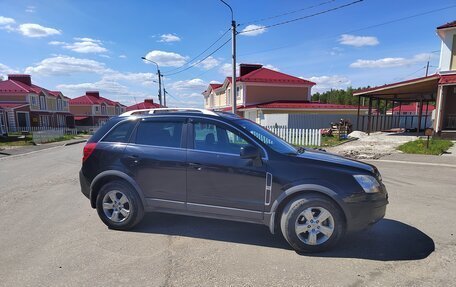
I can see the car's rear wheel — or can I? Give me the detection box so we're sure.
[280,194,345,253]
[96,180,144,230]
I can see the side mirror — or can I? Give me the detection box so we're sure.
[240,145,260,159]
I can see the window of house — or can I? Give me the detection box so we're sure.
[193,121,249,155]
[451,34,456,70]
[236,86,241,99]
[95,106,100,112]
[39,96,46,110]
[135,120,183,148]
[102,120,137,143]
[30,96,38,106]
[101,104,107,115]
[57,98,62,111]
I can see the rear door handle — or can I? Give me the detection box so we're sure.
[126,155,141,165]
[188,162,202,171]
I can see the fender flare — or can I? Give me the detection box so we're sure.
[267,184,349,234]
[89,170,146,208]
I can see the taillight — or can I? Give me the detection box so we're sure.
[83,142,97,163]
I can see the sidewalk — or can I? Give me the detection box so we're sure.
[376,152,456,167]
[0,137,87,158]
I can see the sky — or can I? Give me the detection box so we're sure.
[0,0,455,107]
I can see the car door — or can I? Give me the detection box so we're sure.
[123,117,187,209]
[186,118,267,220]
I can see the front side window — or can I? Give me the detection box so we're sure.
[236,119,298,155]
[102,120,136,143]
[193,121,250,154]
[135,120,183,148]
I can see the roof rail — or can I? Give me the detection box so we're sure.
[120,108,218,117]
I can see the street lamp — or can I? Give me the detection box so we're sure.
[219,0,237,114]
[141,56,164,107]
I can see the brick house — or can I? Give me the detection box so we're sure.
[0,74,73,134]
[69,91,126,126]
[203,64,367,125]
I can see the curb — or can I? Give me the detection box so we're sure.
[64,139,87,146]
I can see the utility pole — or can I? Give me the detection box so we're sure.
[141,57,163,106]
[425,61,429,77]
[219,0,237,114]
[231,19,237,114]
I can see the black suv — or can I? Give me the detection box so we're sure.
[79,109,388,252]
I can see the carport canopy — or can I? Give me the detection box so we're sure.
[352,74,440,134]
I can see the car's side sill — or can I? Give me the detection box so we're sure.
[144,198,267,226]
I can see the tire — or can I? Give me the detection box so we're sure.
[280,194,345,253]
[96,180,144,230]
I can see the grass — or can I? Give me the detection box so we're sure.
[320,136,350,147]
[397,139,454,155]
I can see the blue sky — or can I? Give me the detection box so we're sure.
[0,0,455,107]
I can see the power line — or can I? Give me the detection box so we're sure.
[163,28,231,74]
[163,38,231,76]
[239,0,337,26]
[238,4,456,57]
[238,0,364,35]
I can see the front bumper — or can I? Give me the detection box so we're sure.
[79,169,90,199]
[344,187,388,232]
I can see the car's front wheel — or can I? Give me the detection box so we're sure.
[280,194,345,253]
[96,180,144,230]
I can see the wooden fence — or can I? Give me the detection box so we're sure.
[12,127,78,144]
[264,126,322,146]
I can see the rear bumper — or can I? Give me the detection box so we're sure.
[344,191,388,232]
[79,169,90,199]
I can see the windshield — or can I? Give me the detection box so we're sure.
[236,119,298,155]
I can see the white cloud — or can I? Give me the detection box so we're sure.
[103,71,155,87]
[218,63,239,77]
[264,64,280,71]
[350,53,432,68]
[62,37,107,53]
[171,78,207,91]
[158,33,181,42]
[119,54,127,58]
[99,54,111,58]
[25,6,36,13]
[144,50,187,67]
[308,75,352,93]
[18,23,61,37]
[57,79,130,96]
[240,24,267,36]
[196,56,220,70]
[0,63,19,79]
[0,16,15,25]
[25,55,107,75]
[339,34,379,47]
[48,41,66,45]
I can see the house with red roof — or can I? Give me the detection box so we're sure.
[203,64,367,125]
[69,91,126,126]
[126,99,160,111]
[0,74,73,134]
[386,102,435,116]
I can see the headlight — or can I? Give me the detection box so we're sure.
[353,175,381,193]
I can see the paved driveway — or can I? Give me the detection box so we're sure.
[0,144,454,286]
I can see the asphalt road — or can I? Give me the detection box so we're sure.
[0,144,455,286]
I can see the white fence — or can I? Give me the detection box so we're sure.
[265,126,322,146]
[14,127,78,144]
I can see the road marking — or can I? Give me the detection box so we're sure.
[366,159,456,168]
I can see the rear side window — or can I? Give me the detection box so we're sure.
[102,120,136,143]
[135,120,183,148]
